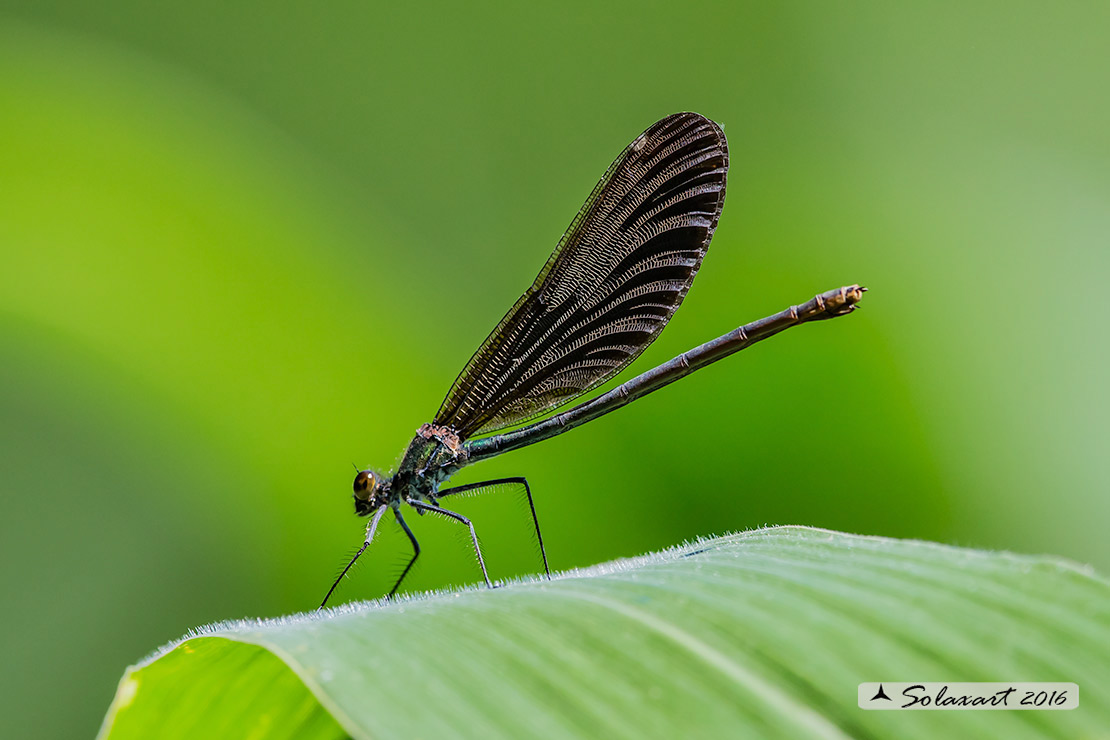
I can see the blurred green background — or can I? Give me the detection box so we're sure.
[1,2,1108,737]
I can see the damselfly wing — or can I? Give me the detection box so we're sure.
[436,112,727,437]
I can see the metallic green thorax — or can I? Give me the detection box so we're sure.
[393,423,469,502]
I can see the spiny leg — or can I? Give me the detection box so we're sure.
[319,505,389,609]
[406,498,493,588]
[436,477,550,579]
[388,508,421,598]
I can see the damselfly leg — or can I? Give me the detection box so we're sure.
[389,509,421,598]
[436,477,550,579]
[406,499,493,589]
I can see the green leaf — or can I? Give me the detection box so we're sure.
[98,527,1109,739]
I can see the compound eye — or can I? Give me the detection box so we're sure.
[353,470,376,501]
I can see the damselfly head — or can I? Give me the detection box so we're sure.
[353,469,384,515]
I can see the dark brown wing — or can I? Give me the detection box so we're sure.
[435,112,728,438]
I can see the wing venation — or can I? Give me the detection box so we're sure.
[434,112,729,437]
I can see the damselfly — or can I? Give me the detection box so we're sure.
[320,112,864,607]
